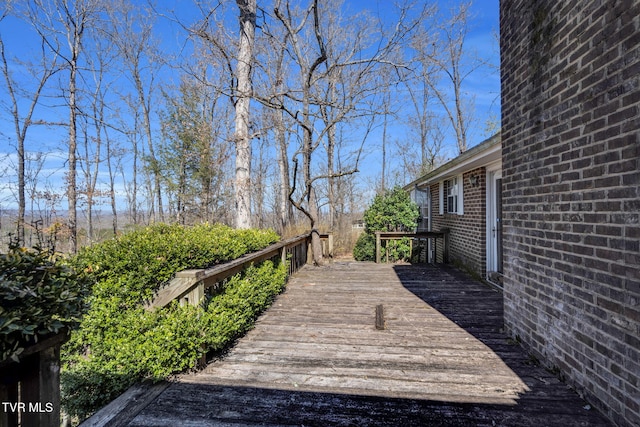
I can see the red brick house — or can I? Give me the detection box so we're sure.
[405,133,502,285]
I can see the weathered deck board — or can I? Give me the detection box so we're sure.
[101,262,611,426]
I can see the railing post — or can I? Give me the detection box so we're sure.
[0,381,18,426]
[184,282,205,306]
[280,246,287,273]
[375,231,381,263]
[21,344,61,427]
[442,228,450,263]
[0,332,67,427]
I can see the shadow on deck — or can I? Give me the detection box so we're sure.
[83,262,611,427]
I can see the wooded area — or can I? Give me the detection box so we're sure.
[0,0,498,256]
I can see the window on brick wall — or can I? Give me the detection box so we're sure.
[443,176,463,215]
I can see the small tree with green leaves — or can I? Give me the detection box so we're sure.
[353,186,419,262]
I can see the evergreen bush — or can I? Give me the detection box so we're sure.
[61,223,285,420]
[353,187,419,262]
[0,243,90,363]
[353,232,375,261]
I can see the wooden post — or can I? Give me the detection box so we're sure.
[0,332,68,427]
[21,345,61,427]
[327,233,334,258]
[375,304,385,330]
[442,228,450,263]
[184,282,205,307]
[0,381,18,427]
[375,232,381,263]
[280,246,287,270]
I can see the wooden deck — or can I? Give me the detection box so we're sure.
[87,262,611,426]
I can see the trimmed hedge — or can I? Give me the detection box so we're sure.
[61,224,285,420]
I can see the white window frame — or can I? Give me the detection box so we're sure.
[444,176,464,215]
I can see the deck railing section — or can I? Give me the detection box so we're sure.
[374,230,449,264]
[0,331,68,427]
[146,232,332,309]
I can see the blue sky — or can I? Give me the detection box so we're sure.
[0,0,500,213]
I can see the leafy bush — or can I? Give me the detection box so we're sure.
[363,186,419,233]
[61,224,285,420]
[353,233,375,261]
[0,244,89,363]
[353,187,419,262]
[69,223,279,307]
[385,237,412,261]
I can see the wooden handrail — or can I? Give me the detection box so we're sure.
[146,232,333,309]
[374,230,449,264]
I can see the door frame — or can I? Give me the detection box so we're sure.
[486,165,503,277]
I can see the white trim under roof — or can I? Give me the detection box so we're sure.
[404,133,501,190]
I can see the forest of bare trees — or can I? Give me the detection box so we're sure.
[0,0,497,259]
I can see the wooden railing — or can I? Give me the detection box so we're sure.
[146,232,333,309]
[374,230,449,264]
[0,331,68,427]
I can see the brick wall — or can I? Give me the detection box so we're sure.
[430,167,487,276]
[501,0,640,425]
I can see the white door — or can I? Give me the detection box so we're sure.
[487,170,503,275]
[412,187,432,262]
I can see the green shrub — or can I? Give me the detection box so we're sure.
[353,233,375,261]
[386,237,412,262]
[0,244,90,363]
[363,186,419,232]
[354,187,419,262]
[61,224,285,420]
[70,223,279,306]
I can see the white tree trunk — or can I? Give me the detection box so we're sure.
[234,0,256,229]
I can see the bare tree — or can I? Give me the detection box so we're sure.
[419,1,481,154]
[23,152,47,246]
[0,6,59,244]
[401,63,446,178]
[185,0,256,229]
[104,127,120,235]
[108,0,165,223]
[78,35,115,243]
[233,0,257,229]
[258,18,293,233]
[267,0,426,264]
[26,0,106,252]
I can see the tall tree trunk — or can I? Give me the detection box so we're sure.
[381,109,387,193]
[137,75,163,222]
[275,110,291,233]
[106,131,118,236]
[17,134,25,244]
[131,117,139,224]
[272,32,291,234]
[324,73,337,229]
[327,123,336,228]
[234,0,256,229]
[303,87,323,265]
[68,50,78,253]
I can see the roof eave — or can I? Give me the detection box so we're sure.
[404,133,501,191]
